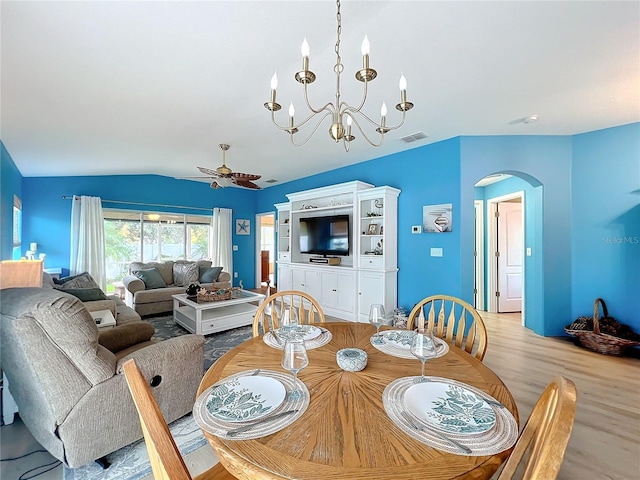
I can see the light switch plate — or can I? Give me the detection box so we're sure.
[526,247,532,256]
[412,225,422,234]
[232,245,239,251]
[234,272,238,278]
[430,247,443,257]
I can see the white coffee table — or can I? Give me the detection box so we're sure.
[172,290,265,335]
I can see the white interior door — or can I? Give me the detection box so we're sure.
[497,201,523,312]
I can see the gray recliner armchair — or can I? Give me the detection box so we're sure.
[0,287,205,468]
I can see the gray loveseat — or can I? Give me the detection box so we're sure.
[122,260,231,317]
[0,287,204,468]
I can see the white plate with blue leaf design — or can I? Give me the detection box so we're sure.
[206,376,286,423]
[381,330,416,349]
[276,325,321,342]
[404,381,497,434]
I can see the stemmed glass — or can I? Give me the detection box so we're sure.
[369,304,386,344]
[281,335,309,400]
[280,304,299,336]
[410,331,437,383]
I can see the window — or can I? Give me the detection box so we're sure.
[104,209,211,291]
[13,195,22,259]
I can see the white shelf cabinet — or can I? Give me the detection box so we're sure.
[357,186,400,272]
[275,202,291,263]
[275,181,400,322]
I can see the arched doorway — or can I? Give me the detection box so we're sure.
[472,172,543,330]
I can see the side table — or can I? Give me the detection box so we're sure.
[90,309,116,329]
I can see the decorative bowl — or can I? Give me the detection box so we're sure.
[336,348,368,372]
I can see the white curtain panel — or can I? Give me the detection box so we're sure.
[70,195,106,290]
[211,207,233,276]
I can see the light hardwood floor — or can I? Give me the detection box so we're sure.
[481,312,639,480]
[1,312,638,479]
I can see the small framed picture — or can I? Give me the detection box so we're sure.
[367,223,378,235]
[236,219,250,235]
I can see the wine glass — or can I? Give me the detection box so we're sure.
[369,304,386,344]
[281,335,309,400]
[280,304,299,336]
[410,331,437,383]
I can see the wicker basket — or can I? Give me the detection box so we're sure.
[197,288,232,303]
[565,298,640,356]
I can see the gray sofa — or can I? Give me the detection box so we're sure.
[42,271,141,324]
[122,260,232,317]
[0,287,204,468]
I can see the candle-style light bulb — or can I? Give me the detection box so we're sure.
[301,38,310,57]
[361,35,370,55]
[270,72,278,90]
[301,38,310,71]
[380,102,387,129]
[399,74,407,91]
[346,115,352,126]
[399,73,408,105]
[289,102,295,129]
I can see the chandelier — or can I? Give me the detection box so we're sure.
[264,0,414,151]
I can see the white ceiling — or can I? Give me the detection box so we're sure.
[2,1,639,188]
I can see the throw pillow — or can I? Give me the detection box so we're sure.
[199,266,223,283]
[134,268,167,289]
[62,287,108,302]
[54,272,99,289]
[173,261,199,287]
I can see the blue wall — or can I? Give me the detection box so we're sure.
[0,142,23,260]
[20,175,258,287]
[257,138,463,312]
[571,123,640,329]
[3,122,639,335]
[460,136,571,335]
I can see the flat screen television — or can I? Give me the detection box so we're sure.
[299,214,350,256]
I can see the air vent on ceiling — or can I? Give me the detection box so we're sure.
[399,131,428,143]
[265,179,278,184]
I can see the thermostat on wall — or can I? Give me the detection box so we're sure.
[411,225,422,234]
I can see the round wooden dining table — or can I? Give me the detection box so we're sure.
[196,322,519,480]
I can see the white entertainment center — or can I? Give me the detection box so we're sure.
[275,181,400,322]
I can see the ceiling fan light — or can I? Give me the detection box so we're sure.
[216,177,233,187]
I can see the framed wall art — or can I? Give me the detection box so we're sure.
[236,219,250,235]
[423,203,453,233]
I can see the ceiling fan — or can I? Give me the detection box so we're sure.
[185,144,262,190]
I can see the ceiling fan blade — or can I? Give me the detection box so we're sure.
[177,175,215,179]
[231,172,262,181]
[198,166,221,177]
[233,178,262,189]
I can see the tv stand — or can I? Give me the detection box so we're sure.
[309,257,341,265]
[275,181,400,322]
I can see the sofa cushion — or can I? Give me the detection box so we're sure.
[53,272,99,289]
[199,266,223,283]
[130,261,174,286]
[173,261,199,287]
[62,287,109,302]
[134,268,167,289]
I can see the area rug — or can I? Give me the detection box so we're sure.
[63,316,252,480]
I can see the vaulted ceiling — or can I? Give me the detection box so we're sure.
[2,1,638,188]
